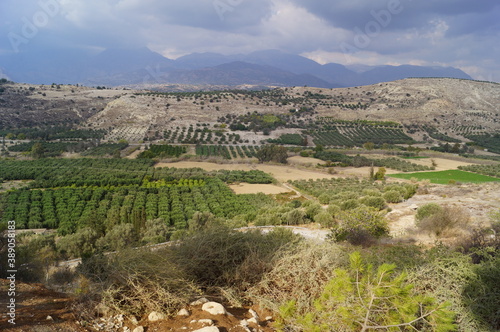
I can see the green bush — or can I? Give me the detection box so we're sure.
[360,196,387,210]
[383,190,404,203]
[313,211,336,228]
[96,223,137,252]
[285,209,307,225]
[415,203,443,222]
[326,204,341,218]
[305,202,322,219]
[340,199,360,211]
[361,189,382,197]
[329,206,390,246]
[318,193,331,204]
[57,227,99,259]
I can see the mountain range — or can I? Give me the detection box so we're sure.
[0,47,472,88]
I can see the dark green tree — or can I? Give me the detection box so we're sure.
[256,144,288,164]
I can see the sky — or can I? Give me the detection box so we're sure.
[0,0,499,81]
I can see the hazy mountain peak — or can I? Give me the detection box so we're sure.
[0,47,472,87]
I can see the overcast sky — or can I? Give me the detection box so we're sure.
[1,0,499,81]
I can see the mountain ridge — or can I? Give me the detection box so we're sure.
[0,47,473,88]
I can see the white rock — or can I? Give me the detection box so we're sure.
[190,297,210,306]
[123,327,130,332]
[202,302,227,316]
[148,311,166,322]
[177,308,190,316]
[240,319,249,327]
[248,309,259,320]
[46,315,54,321]
[197,319,214,325]
[265,316,273,321]
[247,317,259,325]
[132,327,144,332]
[129,316,139,325]
[192,327,219,332]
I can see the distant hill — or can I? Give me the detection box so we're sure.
[163,61,336,88]
[0,47,473,87]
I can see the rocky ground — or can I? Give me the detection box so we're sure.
[0,280,275,332]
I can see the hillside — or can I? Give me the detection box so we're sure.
[2,77,500,332]
[0,82,123,129]
[81,78,500,143]
[1,78,499,146]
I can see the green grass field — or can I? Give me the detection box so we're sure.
[389,169,500,184]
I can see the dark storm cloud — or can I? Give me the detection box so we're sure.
[0,0,498,81]
[287,0,500,32]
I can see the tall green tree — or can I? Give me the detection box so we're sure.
[31,142,45,159]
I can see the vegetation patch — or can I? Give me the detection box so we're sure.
[314,150,433,172]
[389,170,500,184]
[138,144,187,159]
[466,134,500,154]
[458,164,500,178]
[267,134,306,146]
[81,142,129,157]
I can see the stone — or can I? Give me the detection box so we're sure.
[248,309,259,320]
[265,316,273,321]
[197,319,214,325]
[192,327,219,332]
[129,316,139,325]
[148,311,166,322]
[46,315,54,321]
[132,326,144,332]
[202,302,227,316]
[247,317,259,325]
[177,308,190,316]
[190,297,210,306]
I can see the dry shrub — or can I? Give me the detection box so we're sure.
[247,242,348,315]
[167,226,301,290]
[78,248,200,317]
[416,205,471,237]
[454,226,500,263]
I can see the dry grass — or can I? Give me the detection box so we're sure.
[416,205,472,238]
[247,242,347,315]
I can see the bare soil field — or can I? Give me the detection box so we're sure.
[337,166,401,177]
[404,157,476,171]
[229,183,292,195]
[287,155,326,166]
[155,161,336,182]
